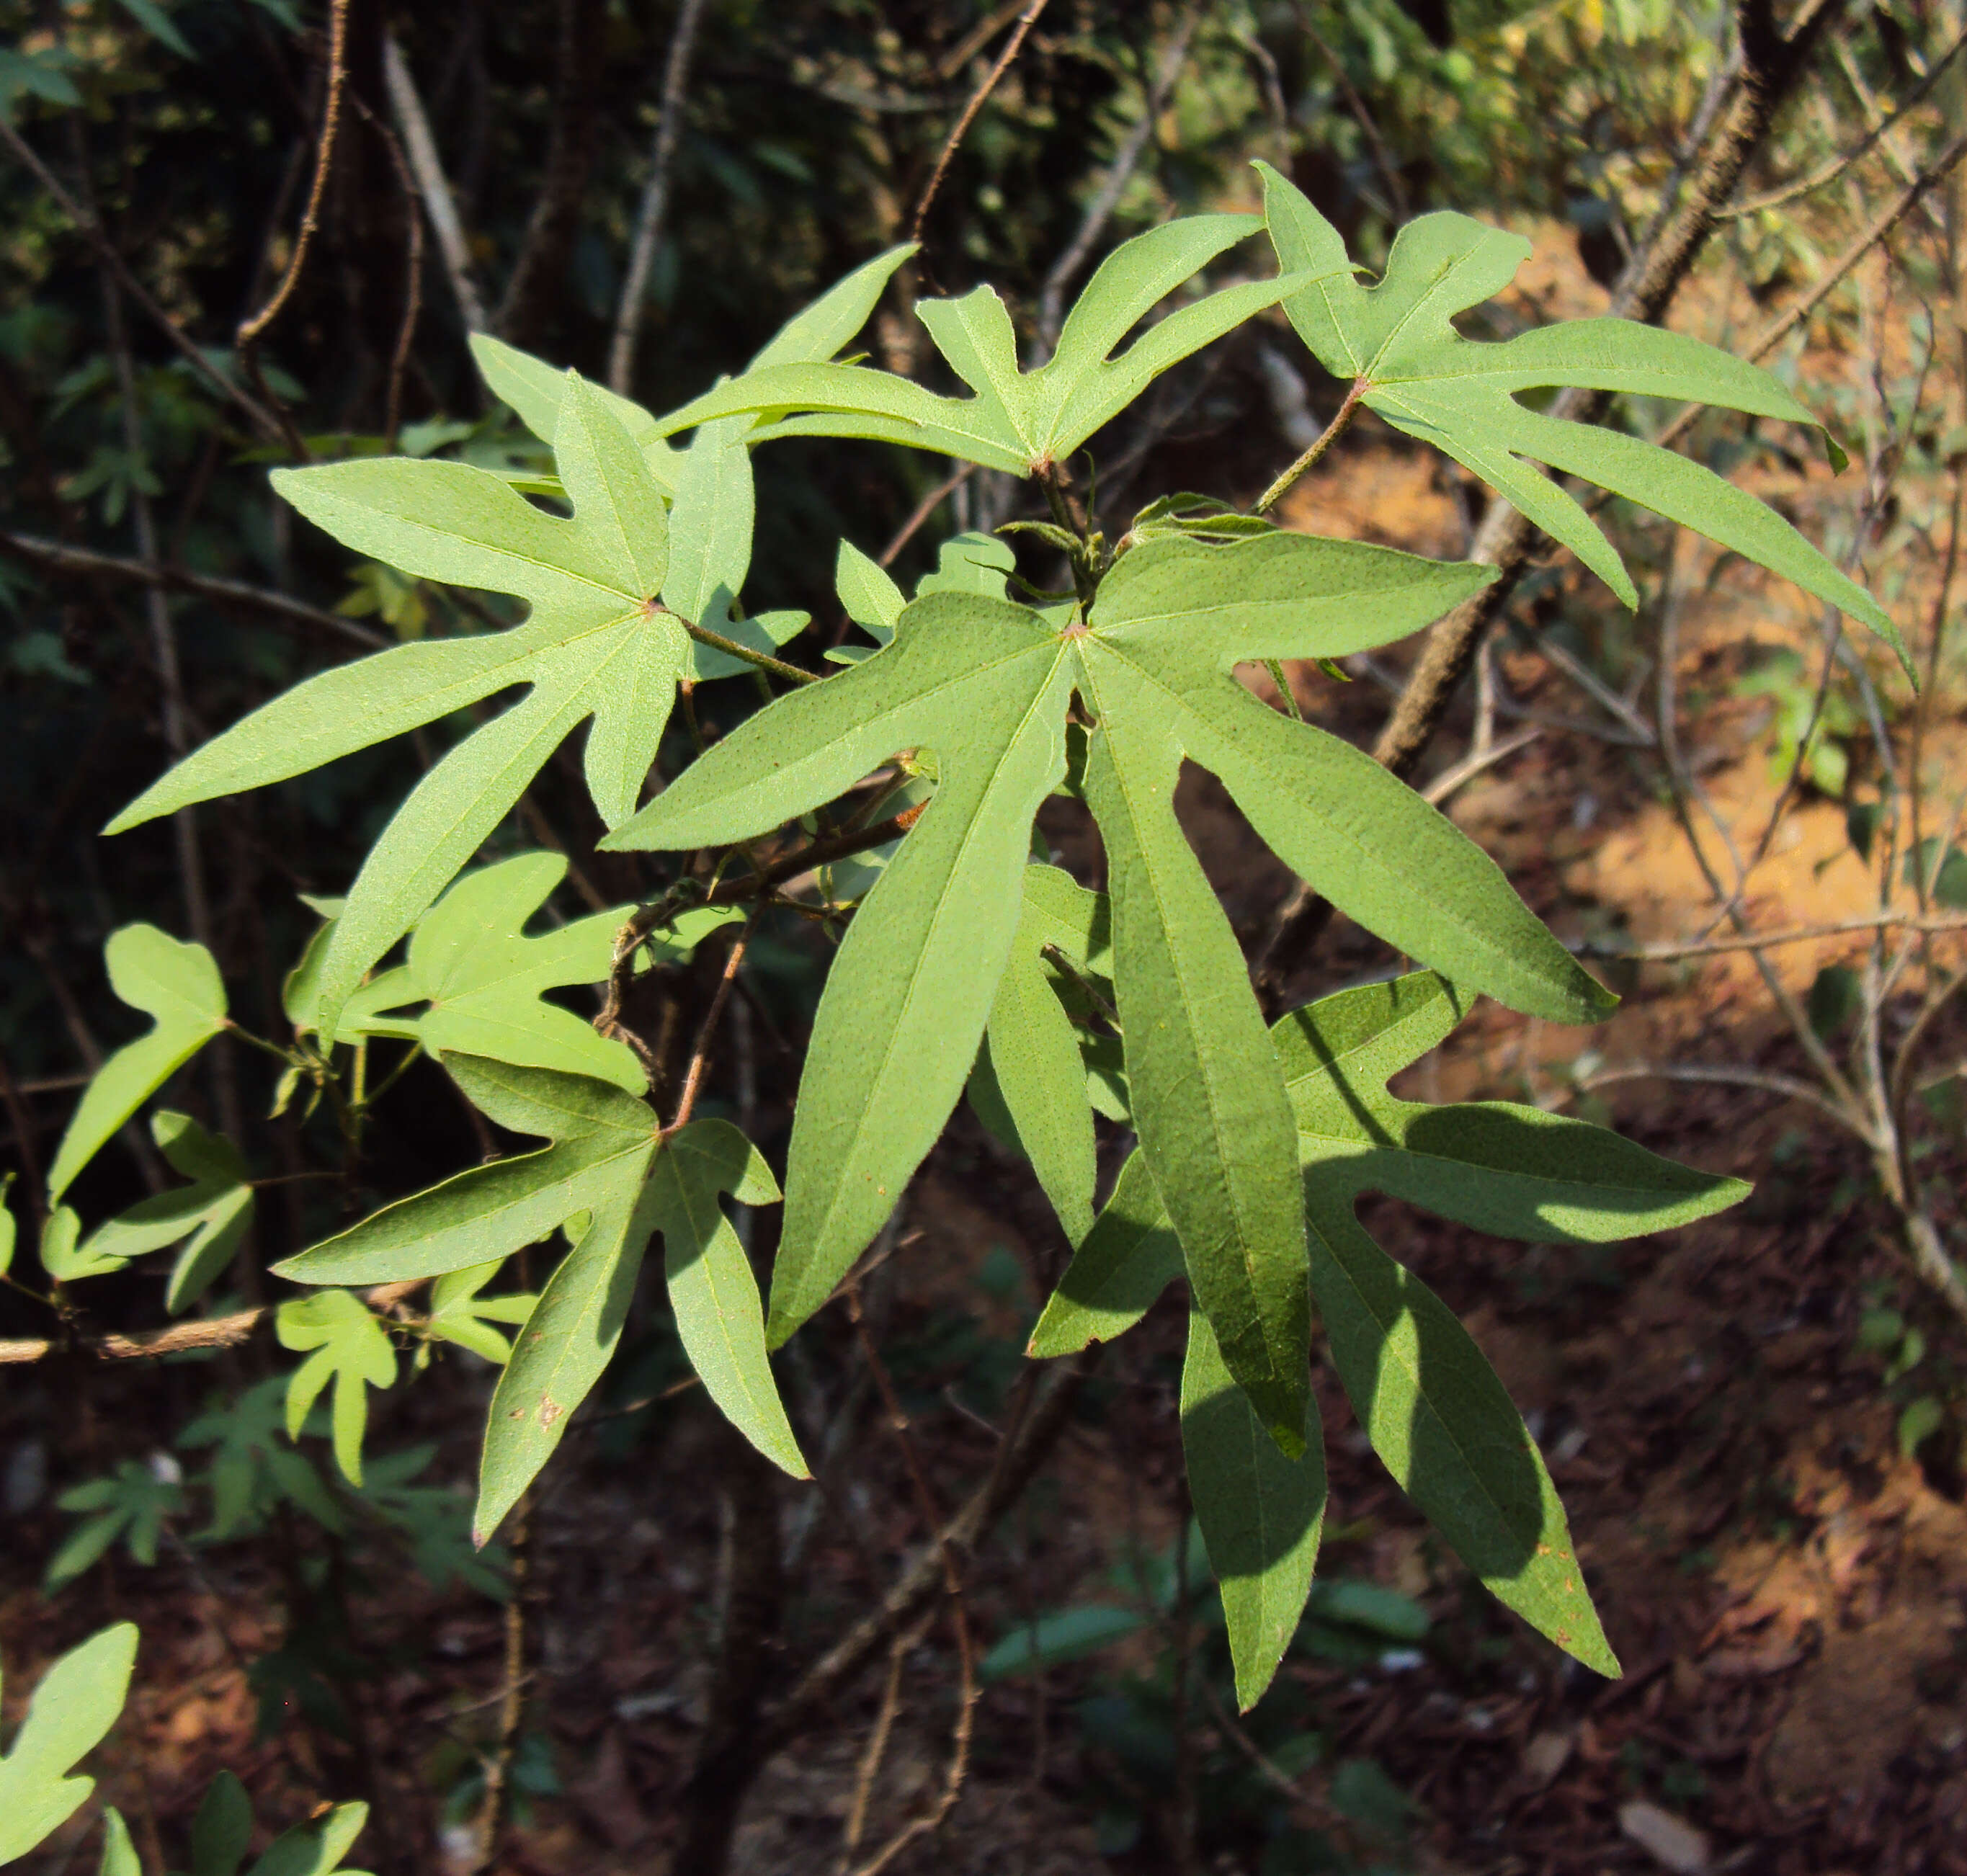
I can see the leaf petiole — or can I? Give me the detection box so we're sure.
[1254,377,1365,514]
[677,616,819,687]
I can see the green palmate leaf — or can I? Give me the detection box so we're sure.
[43,1204,125,1283]
[1257,163,1911,679]
[1182,1306,1326,1710]
[79,1111,254,1313]
[604,531,1606,1433]
[331,850,737,1090]
[177,1377,344,1542]
[107,374,685,1037]
[276,1291,398,1486]
[650,217,1323,472]
[646,1119,808,1480]
[47,1459,186,1586]
[1027,1150,1182,1357]
[275,1057,801,1539]
[46,924,228,1201]
[0,1622,138,1865]
[833,538,904,650]
[424,1261,539,1364]
[1035,970,1747,1679]
[605,593,1075,1343]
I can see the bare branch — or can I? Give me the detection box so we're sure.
[911,0,1051,246]
[0,527,389,651]
[609,0,712,394]
[383,32,489,332]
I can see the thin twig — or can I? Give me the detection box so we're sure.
[910,0,1051,245]
[1718,24,1967,218]
[0,528,386,649]
[1577,1062,1869,1138]
[844,1283,979,1876]
[880,463,976,568]
[609,0,712,393]
[667,918,754,1134]
[469,1493,532,1872]
[237,0,352,453]
[346,94,425,449]
[1577,910,1967,961]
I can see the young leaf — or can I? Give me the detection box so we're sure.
[425,1261,539,1364]
[646,1118,808,1478]
[834,538,904,651]
[108,374,686,1036]
[1182,1307,1326,1710]
[1027,1150,1183,1357]
[45,924,228,1201]
[79,1111,254,1314]
[331,851,736,1090]
[0,1622,138,1865]
[277,1291,398,1486]
[650,217,1323,472]
[45,1460,187,1587]
[41,1204,128,1283]
[603,532,1602,1412]
[1257,162,1910,678]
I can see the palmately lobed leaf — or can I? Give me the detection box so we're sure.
[1032,969,1749,1685]
[1256,161,1912,681]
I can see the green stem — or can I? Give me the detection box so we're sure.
[1254,378,1365,514]
[679,617,819,687]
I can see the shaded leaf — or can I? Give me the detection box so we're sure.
[332,851,735,1089]
[1181,1306,1325,1710]
[425,1261,539,1364]
[45,924,228,1201]
[189,1769,254,1876]
[79,1111,253,1313]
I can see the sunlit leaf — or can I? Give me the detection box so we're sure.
[1258,161,1910,679]
[0,1622,138,1864]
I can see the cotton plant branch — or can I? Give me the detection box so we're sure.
[383,32,489,333]
[608,0,712,394]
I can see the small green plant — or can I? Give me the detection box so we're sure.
[27,176,1904,1722]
